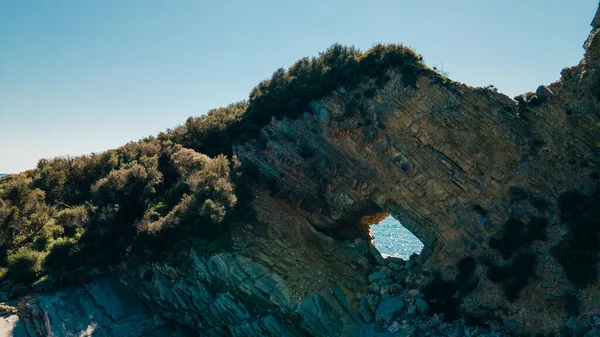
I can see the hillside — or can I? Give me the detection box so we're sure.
[0,44,425,298]
[2,4,600,336]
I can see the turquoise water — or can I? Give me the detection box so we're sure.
[370,215,423,260]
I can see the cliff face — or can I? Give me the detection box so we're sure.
[12,5,600,336]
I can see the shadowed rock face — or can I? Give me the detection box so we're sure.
[15,5,600,337]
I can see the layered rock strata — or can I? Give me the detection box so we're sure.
[12,4,600,336]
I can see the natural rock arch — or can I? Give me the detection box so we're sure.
[16,5,600,336]
[226,5,600,332]
[237,71,540,264]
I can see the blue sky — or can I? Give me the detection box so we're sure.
[0,1,597,173]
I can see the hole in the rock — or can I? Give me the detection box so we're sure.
[370,215,424,260]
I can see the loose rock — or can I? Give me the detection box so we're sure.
[585,329,600,337]
[369,283,381,294]
[416,298,429,316]
[368,271,386,283]
[535,85,554,103]
[370,247,386,265]
[565,317,586,337]
[375,297,404,325]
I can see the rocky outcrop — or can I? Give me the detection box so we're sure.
[18,276,186,337]
[13,4,600,336]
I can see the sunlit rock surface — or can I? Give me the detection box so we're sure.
[13,5,600,336]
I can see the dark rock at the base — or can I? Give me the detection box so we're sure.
[366,294,381,312]
[369,282,382,294]
[387,262,404,272]
[20,276,180,337]
[416,298,429,316]
[370,247,386,266]
[358,323,393,337]
[440,324,465,337]
[369,271,386,283]
[375,297,404,325]
[359,297,375,323]
[585,329,600,337]
[564,317,587,337]
[503,320,521,334]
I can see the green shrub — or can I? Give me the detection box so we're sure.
[0,302,16,314]
[472,205,488,216]
[5,248,44,285]
[489,218,525,260]
[486,252,537,302]
[1,280,13,293]
[423,273,460,321]
[456,256,480,297]
[43,238,81,272]
[31,275,57,293]
[55,206,88,229]
[10,283,28,298]
[530,196,550,212]
[487,263,509,283]
[504,252,537,301]
[524,217,548,243]
[32,220,64,250]
[551,189,600,287]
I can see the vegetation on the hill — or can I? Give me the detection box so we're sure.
[0,140,240,296]
[422,257,480,322]
[551,188,600,288]
[168,43,425,157]
[484,188,548,302]
[0,43,426,297]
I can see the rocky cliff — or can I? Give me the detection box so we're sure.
[7,4,600,337]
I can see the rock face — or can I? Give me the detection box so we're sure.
[12,4,600,336]
[18,276,184,337]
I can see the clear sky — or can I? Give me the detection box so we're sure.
[1,1,598,173]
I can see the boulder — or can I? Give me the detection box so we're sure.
[387,262,404,272]
[359,297,375,323]
[504,320,521,334]
[415,298,429,316]
[407,289,421,297]
[370,247,386,265]
[365,294,381,312]
[585,329,600,337]
[535,85,554,103]
[431,313,444,325]
[369,283,381,294]
[380,284,398,296]
[387,321,401,333]
[368,271,386,283]
[375,297,404,324]
[440,324,465,337]
[564,317,586,337]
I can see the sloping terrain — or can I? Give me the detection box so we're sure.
[2,4,600,336]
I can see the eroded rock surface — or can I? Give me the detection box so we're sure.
[18,276,185,337]
[13,5,600,336]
